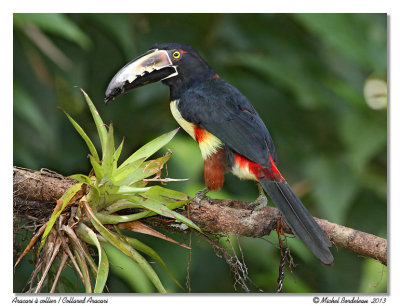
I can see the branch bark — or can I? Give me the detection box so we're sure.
[13,166,387,266]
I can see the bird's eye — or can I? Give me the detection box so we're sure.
[172,50,181,59]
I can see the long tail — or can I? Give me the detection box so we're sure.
[259,178,333,265]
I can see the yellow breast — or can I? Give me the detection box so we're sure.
[170,100,196,139]
[170,100,223,160]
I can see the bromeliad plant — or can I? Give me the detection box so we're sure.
[15,89,201,293]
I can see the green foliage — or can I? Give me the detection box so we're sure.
[63,91,196,292]
[17,90,196,293]
[100,242,154,293]
[39,182,84,250]
[83,201,167,293]
[13,13,387,293]
[76,223,109,293]
[14,13,91,49]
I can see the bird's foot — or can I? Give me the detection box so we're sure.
[248,194,268,211]
[193,187,211,204]
[249,182,269,211]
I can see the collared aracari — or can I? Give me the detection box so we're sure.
[104,43,334,265]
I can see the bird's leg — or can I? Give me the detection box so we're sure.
[248,182,268,210]
[193,187,211,204]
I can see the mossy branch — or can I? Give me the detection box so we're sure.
[13,166,387,266]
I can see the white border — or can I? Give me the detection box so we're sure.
[4,1,398,305]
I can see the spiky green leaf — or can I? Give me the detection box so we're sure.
[40,183,83,250]
[89,155,104,181]
[143,186,189,204]
[119,154,171,186]
[79,88,107,152]
[116,186,151,194]
[112,158,145,186]
[134,197,201,232]
[100,242,153,293]
[70,174,92,185]
[77,223,109,293]
[61,108,100,163]
[83,202,167,293]
[113,138,124,168]
[119,128,179,168]
[125,237,183,289]
[95,199,190,225]
[102,123,115,179]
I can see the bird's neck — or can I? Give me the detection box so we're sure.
[164,69,216,100]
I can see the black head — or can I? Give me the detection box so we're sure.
[105,42,215,103]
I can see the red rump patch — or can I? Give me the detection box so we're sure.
[209,73,220,80]
[194,126,207,143]
[234,153,284,181]
[268,155,283,181]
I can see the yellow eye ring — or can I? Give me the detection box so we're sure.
[172,51,181,59]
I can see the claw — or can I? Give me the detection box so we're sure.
[193,187,210,204]
[248,194,268,211]
[249,182,268,211]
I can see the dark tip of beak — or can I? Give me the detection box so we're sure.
[104,88,121,104]
[104,96,113,104]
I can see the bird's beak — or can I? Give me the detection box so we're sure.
[104,49,177,103]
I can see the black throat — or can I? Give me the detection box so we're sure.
[162,66,216,101]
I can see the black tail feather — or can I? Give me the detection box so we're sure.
[259,179,333,265]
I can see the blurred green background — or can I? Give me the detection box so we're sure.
[13,13,387,293]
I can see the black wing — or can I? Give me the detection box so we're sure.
[179,78,277,167]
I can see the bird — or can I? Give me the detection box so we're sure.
[104,42,334,265]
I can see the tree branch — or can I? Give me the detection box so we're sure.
[13,166,387,266]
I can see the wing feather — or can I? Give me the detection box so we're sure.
[179,78,277,167]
